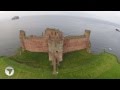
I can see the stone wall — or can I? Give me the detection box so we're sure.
[63,30,91,53]
[20,29,91,54]
[23,37,48,52]
[63,36,89,53]
[20,30,48,52]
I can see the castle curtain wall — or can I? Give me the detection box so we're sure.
[63,37,89,53]
[23,37,48,52]
[20,29,90,59]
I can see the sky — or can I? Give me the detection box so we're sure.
[0,11,120,24]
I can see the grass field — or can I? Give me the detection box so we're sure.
[0,49,119,79]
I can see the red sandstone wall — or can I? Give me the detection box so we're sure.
[23,37,48,52]
[21,31,90,53]
[63,37,89,53]
[22,36,89,53]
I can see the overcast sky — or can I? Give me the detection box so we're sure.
[0,11,120,24]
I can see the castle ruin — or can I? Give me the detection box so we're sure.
[20,28,91,74]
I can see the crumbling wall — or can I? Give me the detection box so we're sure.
[20,30,48,52]
[63,30,91,53]
[23,37,48,52]
[20,29,91,54]
[63,37,89,53]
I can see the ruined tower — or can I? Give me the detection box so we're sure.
[46,28,64,74]
[84,30,91,53]
[84,30,91,38]
[20,30,26,51]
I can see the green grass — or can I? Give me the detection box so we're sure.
[0,49,119,79]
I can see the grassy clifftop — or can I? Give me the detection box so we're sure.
[0,49,119,79]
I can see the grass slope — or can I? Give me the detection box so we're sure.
[0,49,119,79]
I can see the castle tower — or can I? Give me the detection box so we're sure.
[48,39,64,74]
[47,29,64,61]
[20,30,26,51]
[84,30,91,38]
[84,30,91,53]
[44,28,63,40]
[47,28,64,74]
